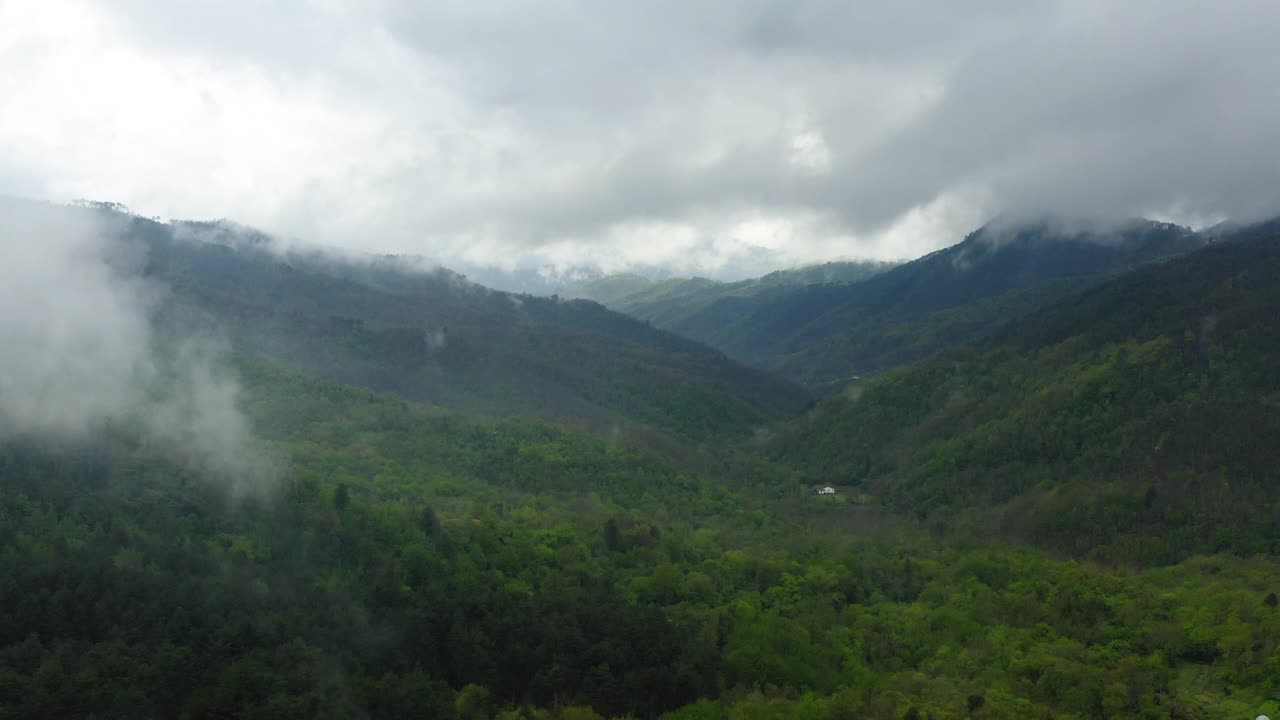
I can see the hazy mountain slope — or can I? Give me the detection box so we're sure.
[569,260,897,331]
[773,224,1280,564]
[631,219,1206,389]
[153,224,811,439]
[770,275,1098,391]
[561,272,657,305]
[1,200,811,440]
[5,199,1280,719]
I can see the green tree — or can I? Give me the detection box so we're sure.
[456,683,493,720]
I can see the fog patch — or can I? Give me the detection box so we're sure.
[0,199,276,496]
[170,218,279,252]
[946,215,1195,272]
[424,328,447,351]
[977,215,1191,248]
[1198,314,1218,358]
[976,215,1109,248]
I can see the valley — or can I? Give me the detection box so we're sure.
[1,201,1279,720]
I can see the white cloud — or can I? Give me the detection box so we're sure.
[2,0,1279,277]
[0,199,276,495]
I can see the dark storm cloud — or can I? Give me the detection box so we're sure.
[817,0,1280,228]
[366,0,1280,242]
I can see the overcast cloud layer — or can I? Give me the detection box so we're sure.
[2,0,1279,276]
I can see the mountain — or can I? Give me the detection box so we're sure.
[773,220,1280,564]
[5,345,1279,720]
[2,199,811,441]
[567,259,899,334]
[443,261,610,296]
[613,218,1207,390]
[5,197,1280,719]
[450,236,792,296]
[163,224,814,440]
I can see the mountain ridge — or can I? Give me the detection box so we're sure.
[772,221,1280,564]
[589,217,1210,389]
[0,197,813,442]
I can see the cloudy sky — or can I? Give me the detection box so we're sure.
[2,1,1279,277]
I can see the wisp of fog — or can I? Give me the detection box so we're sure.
[0,200,275,496]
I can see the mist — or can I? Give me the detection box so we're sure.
[0,199,276,496]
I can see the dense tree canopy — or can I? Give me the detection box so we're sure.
[775,231,1280,565]
[3,356,1280,719]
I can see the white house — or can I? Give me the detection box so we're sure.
[817,486,836,495]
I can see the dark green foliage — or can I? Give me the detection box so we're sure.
[4,356,1280,719]
[0,361,771,719]
[603,518,624,553]
[614,219,1204,390]
[332,482,350,515]
[775,228,1280,564]
[4,200,1280,720]
[96,206,810,441]
[569,260,898,332]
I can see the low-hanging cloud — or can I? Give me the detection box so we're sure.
[2,1,1279,275]
[0,200,276,496]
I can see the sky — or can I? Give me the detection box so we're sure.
[2,0,1279,278]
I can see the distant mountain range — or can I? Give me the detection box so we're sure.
[561,259,900,324]
[448,236,788,295]
[576,217,1210,391]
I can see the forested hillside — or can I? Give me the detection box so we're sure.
[774,224,1280,564]
[609,219,1205,390]
[565,260,898,328]
[4,200,1280,720]
[8,1,1280,717]
[14,200,812,441]
[4,357,1279,720]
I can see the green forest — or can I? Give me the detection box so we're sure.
[2,202,1279,719]
[596,220,1205,390]
[774,233,1280,565]
[5,358,1279,720]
